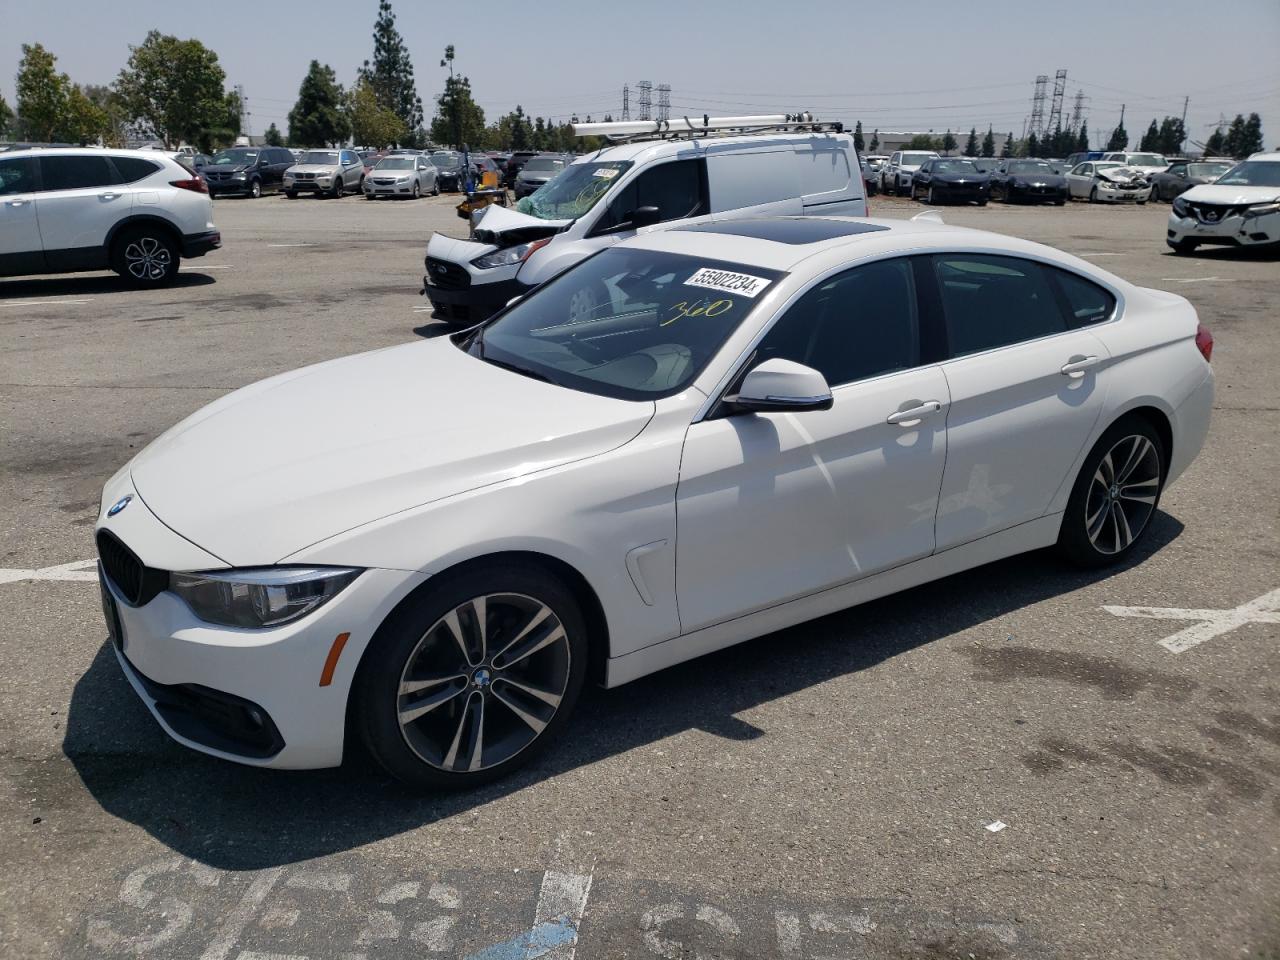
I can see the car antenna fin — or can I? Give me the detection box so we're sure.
[911,210,944,224]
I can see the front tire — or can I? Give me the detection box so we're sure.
[1089,186,1099,203]
[248,179,262,199]
[112,227,180,287]
[1169,239,1199,254]
[353,563,588,789]
[928,186,937,205]
[331,178,344,199]
[412,181,421,199]
[1057,416,1165,568]
[285,190,298,199]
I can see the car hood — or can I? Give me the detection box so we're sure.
[935,173,991,184]
[1009,173,1064,185]
[207,164,251,174]
[288,164,339,175]
[129,338,654,566]
[471,204,572,246]
[1097,166,1149,184]
[1179,183,1280,204]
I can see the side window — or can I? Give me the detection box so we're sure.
[597,159,705,231]
[111,157,161,183]
[0,157,39,195]
[753,258,920,388]
[1051,268,1116,328]
[39,155,120,191]
[1169,164,1186,176]
[341,151,357,166]
[933,255,1065,357]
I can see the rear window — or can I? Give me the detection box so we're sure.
[523,158,566,173]
[1051,268,1116,328]
[112,156,161,183]
[40,154,121,191]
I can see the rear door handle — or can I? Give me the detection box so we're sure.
[1060,355,1100,378]
[886,400,942,427]
[5,199,28,207]
[99,192,120,201]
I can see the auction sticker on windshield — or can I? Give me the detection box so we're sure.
[685,268,771,298]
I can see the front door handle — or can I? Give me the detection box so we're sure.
[99,192,120,201]
[6,199,28,207]
[1060,355,1100,378]
[886,400,942,427]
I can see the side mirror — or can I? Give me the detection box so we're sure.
[729,358,833,414]
[628,206,662,229]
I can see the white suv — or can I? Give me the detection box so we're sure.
[1167,152,1280,254]
[879,151,940,196]
[0,148,220,286]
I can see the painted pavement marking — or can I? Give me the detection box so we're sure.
[199,868,286,960]
[462,870,593,960]
[0,559,98,585]
[0,298,94,306]
[1157,276,1234,284]
[1104,587,1280,653]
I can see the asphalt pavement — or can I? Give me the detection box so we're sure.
[0,189,1276,960]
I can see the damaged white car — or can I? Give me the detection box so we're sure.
[421,118,868,325]
[1065,161,1152,204]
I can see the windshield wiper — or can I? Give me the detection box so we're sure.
[476,339,557,385]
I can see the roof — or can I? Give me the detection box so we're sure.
[0,146,185,160]
[624,215,1120,282]
[577,130,853,165]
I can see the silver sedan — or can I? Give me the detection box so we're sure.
[363,156,439,200]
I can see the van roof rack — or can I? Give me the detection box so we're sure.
[572,113,844,144]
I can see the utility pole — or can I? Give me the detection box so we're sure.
[621,84,630,122]
[440,45,460,151]
[1179,95,1189,153]
[235,84,249,139]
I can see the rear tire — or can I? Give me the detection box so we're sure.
[353,562,589,790]
[112,227,180,288]
[1057,415,1166,568]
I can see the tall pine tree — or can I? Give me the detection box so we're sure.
[1077,121,1089,152]
[964,127,978,157]
[853,120,864,152]
[1139,119,1159,151]
[981,126,995,158]
[288,61,349,146]
[1000,132,1013,158]
[360,1,423,145]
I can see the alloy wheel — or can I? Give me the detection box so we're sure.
[1084,434,1161,555]
[124,236,172,282]
[396,593,571,773]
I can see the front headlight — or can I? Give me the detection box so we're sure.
[232,172,247,180]
[169,567,361,628]
[471,237,551,270]
[397,176,411,183]
[1172,196,1189,216]
[1243,201,1280,218]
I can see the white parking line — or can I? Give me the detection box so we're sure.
[0,559,97,585]
[267,243,314,248]
[0,298,94,306]
[1158,276,1233,284]
[1073,252,1123,257]
[1103,587,1280,653]
[197,264,234,270]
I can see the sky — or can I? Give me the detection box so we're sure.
[3,0,1278,151]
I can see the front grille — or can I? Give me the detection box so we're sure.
[425,257,470,291]
[1187,202,1246,223]
[372,178,397,185]
[97,530,167,606]
[294,172,316,181]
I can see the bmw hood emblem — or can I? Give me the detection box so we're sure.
[107,495,132,517]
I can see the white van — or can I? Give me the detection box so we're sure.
[423,123,867,324]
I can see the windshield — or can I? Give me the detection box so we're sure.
[1009,161,1054,174]
[523,157,566,173]
[934,160,978,174]
[376,158,414,170]
[1188,162,1232,179]
[514,160,634,220]
[302,151,340,165]
[210,149,258,165]
[901,152,934,165]
[1095,162,1125,172]
[432,152,461,170]
[1126,154,1166,166]
[1216,160,1280,187]
[472,247,785,400]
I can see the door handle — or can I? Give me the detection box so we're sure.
[886,400,942,427]
[99,192,120,201]
[1060,355,1100,378]
[6,199,28,207]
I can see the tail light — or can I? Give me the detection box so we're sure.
[1195,322,1214,362]
[170,177,208,194]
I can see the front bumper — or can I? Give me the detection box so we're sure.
[437,174,462,192]
[181,230,221,258]
[365,180,416,196]
[1007,183,1066,202]
[285,179,333,193]
[206,179,253,195]
[933,183,991,202]
[422,272,529,324]
[1167,210,1280,248]
[100,552,421,769]
[1094,183,1151,203]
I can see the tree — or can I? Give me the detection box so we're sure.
[115,31,239,150]
[907,133,937,150]
[1240,113,1263,157]
[0,94,12,138]
[83,84,129,146]
[346,75,405,148]
[981,126,995,158]
[1139,118,1159,151]
[853,120,864,152]
[1224,114,1247,158]
[1077,121,1089,152]
[360,1,423,138]
[1025,132,1039,158]
[263,122,284,146]
[59,85,110,145]
[1204,125,1227,157]
[15,44,70,142]
[1106,121,1128,152]
[430,73,485,148]
[1154,116,1185,156]
[964,127,978,157]
[869,128,879,152]
[940,129,957,155]
[1000,132,1013,158]
[288,61,350,147]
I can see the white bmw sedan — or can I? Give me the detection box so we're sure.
[96,217,1214,788]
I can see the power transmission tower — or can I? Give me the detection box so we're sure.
[1028,75,1048,140]
[1068,89,1085,134]
[621,84,630,122]
[637,81,652,121]
[657,84,671,122]
[1047,69,1067,136]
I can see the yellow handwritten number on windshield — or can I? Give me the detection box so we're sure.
[662,299,734,326]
